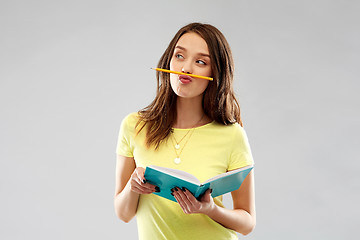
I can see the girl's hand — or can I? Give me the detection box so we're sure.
[172,187,215,215]
[129,167,159,194]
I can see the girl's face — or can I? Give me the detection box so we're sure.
[169,32,212,99]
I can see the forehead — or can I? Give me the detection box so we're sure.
[175,32,209,55]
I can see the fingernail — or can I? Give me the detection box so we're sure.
[210,189,213,193]
[175,187,179,191]
[142,179,147,184]
[171,193,174,196]
[182,187,186,192]
[171,188,174,193]
[155,186,160,192]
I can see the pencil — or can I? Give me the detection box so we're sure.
[151,68,213,81]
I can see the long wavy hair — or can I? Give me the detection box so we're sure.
[137,22,242,149]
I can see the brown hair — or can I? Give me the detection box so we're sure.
[137,22,242,149]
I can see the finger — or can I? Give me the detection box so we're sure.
[131,184,154,194]
[131,178,153,193]
[134,168,159,192]
[200,188,213,202]
[172,188,190,214]
[181,188,198,209]
[135,168,146,183]
[182,188,197,202]
[175,188,193,213]
[172,191,185,211]
[142,182,158,192]
[132,175,145,188]
[175,187,188,202]
[132,170,157,190]
[132,177,156,192]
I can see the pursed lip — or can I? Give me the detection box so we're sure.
[179,75,192,83]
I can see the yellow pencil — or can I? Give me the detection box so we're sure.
[151,68,213,81]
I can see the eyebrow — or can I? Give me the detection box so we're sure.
[175,46,211,58]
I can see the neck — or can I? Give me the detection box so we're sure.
[173,95,206,129]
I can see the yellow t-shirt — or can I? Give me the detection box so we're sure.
[116,113,254,240]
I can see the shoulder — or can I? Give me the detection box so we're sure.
[230,123,250,144]
[211,121,247,135]
[211,122,251,147]
[122,112,141,124]
[120,112,141,132]
[122,112,140,123]
[232,123,248,138]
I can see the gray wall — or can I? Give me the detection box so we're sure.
[1,0,359,239]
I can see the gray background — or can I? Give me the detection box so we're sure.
[1,0,359,239]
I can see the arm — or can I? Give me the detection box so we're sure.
[114,155,157,223]
[209,169,256,235]
[172,169,256,235]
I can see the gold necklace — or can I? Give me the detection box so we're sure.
[171,114,204,165]
[172,129,192,150]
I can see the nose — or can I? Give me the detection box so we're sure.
[181,61,192,74]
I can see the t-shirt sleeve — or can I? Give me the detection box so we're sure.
[116,113,136,157]
[228,124,254,171]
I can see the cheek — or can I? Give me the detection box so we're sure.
[198,80,210,92]
[196,66,212,79]
[169,59,178,87]
[170,74,179,92]
[204,67,212,77]
[169,59,178,71]
[169,59,174,70]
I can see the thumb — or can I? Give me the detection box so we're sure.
[201,188,213,202]
[135,167,146,182]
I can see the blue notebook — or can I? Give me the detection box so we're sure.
[144,165,254,202]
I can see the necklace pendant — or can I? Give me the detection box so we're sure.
[174,157,181,164]
[175,144,180,150]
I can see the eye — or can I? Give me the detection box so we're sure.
[175,54,184,59]
[196,60,206,65]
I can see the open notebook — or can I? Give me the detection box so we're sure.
[144,165,254,202]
